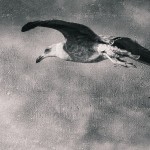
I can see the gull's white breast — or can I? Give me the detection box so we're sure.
[55,42,72,60]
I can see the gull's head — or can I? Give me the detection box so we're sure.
[36,44,56,63]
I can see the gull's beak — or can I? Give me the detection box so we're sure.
[36,55,44,63]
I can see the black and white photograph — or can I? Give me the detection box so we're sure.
[0,0,150,149]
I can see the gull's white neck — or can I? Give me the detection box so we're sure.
[54,42,72,60]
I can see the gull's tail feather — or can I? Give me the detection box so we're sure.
[128,54,140,60]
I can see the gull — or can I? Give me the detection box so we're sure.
[21,19,150,67]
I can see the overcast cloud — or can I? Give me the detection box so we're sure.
[0,0,150,150]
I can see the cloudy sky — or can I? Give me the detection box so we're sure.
[0,0,150,150]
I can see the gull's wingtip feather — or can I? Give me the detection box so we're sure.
[21,26,26,32]
[21,21,40,32]
[21,22,31,32]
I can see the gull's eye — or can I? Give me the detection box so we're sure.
[44,48,51,54]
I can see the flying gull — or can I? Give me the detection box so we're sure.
[21,19,150,67]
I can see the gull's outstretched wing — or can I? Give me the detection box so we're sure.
[21,20,106,61]
[22,20,103,42]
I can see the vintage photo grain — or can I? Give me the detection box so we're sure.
[0,0,150,150]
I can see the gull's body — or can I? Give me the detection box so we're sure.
[43,42,135,63]
[21,19,150,67]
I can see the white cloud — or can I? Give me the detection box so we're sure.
[124,4,150,27]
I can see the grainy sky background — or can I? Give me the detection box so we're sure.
[0,0,150,150]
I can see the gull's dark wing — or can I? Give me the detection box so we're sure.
[21,19,106,62]
[111,37,150,64]
[22,19,103,43]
